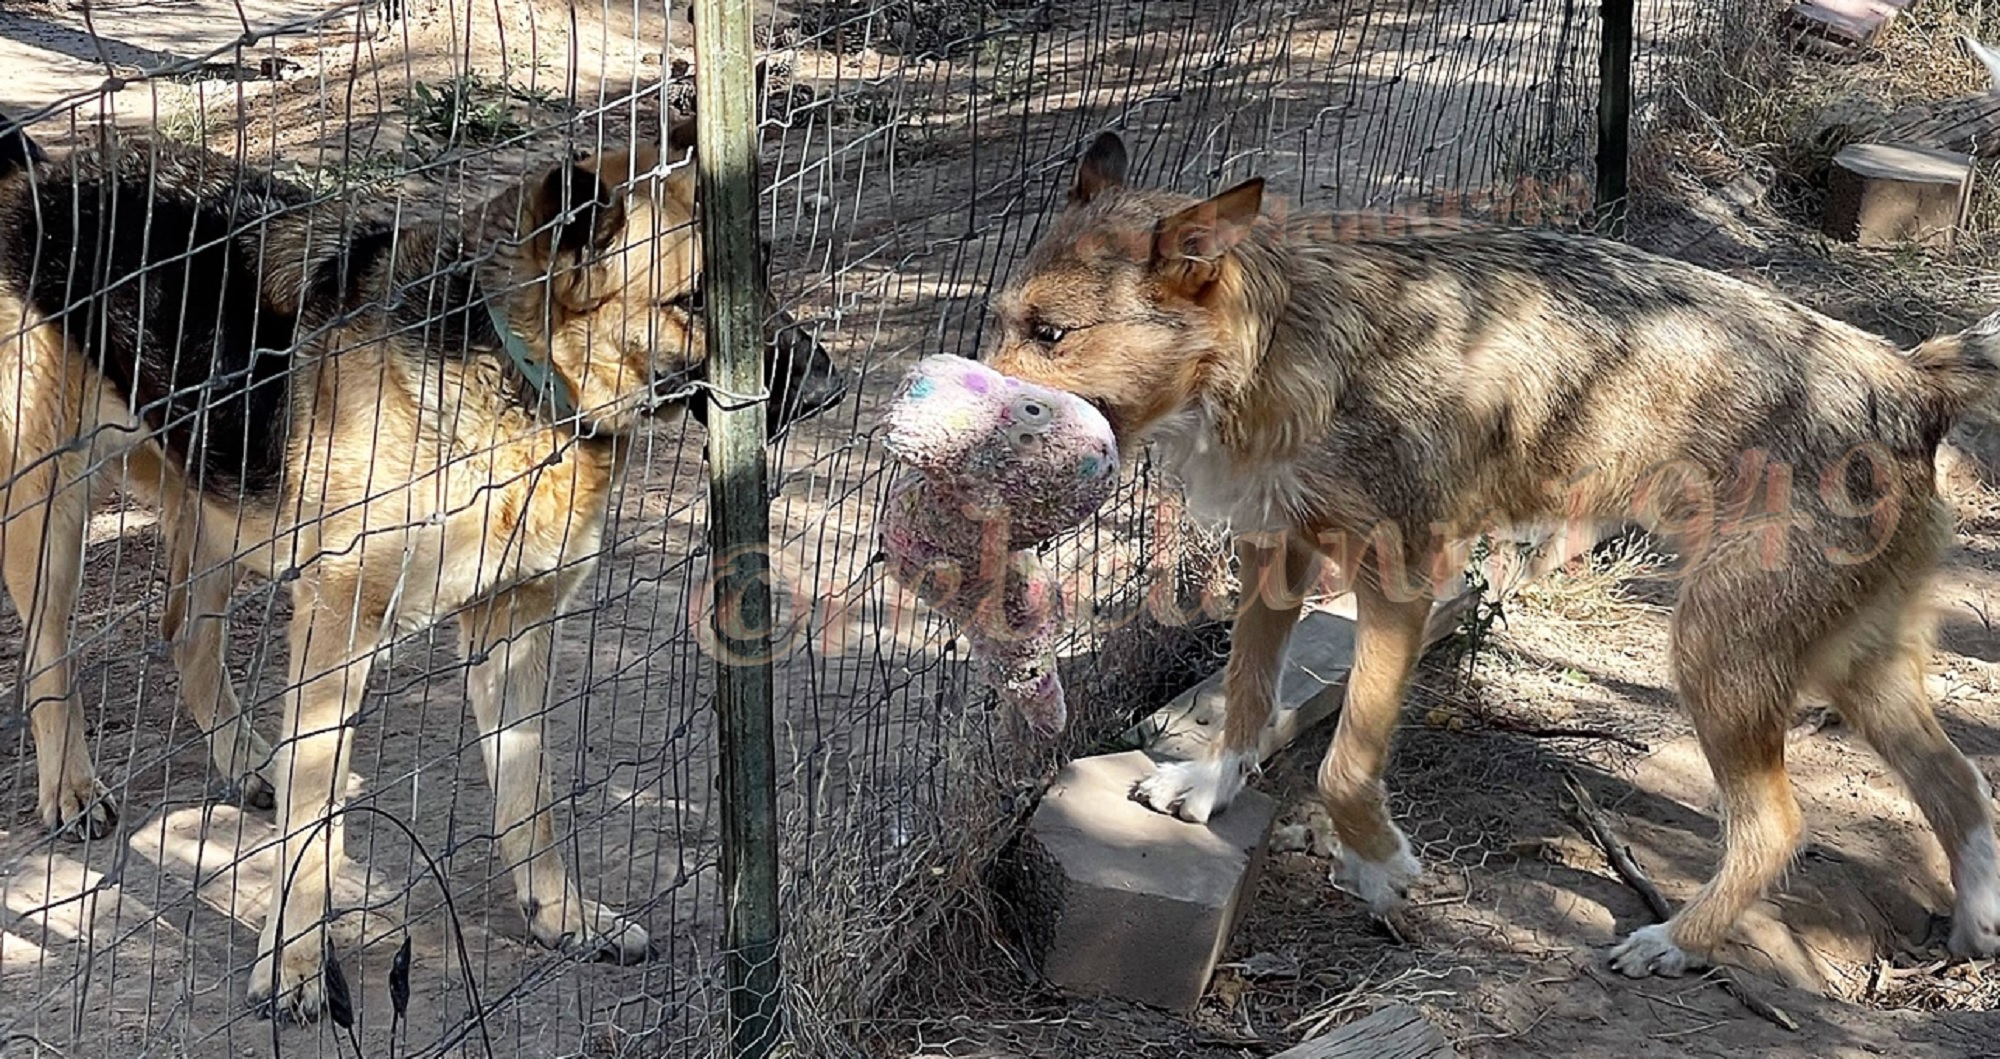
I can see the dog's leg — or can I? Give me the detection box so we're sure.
[1317,572,1432,915]
[248,581,377,1022]
[459,582,651,963]
[160,507,273,810]
[1835,632,1999,958]
[3,452,113,837]
[1134,534,1317,823]
[1611,562,1803,978]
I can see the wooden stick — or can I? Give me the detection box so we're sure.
[1481,718,1651,754]
[1561,771,1800,1033]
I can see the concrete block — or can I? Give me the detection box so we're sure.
[1000,750,1276,1011]
[1117,588,1479,765]
[1823,142,1974,248]
[1126,609,1357,764]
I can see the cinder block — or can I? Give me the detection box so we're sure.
[999,750,1276,1011]
[1823,142,1974,249]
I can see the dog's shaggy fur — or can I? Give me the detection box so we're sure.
[0,114,843,1020]
[987,131,2000,979]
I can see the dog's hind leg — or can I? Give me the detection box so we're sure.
[1133,533,1320,823]
[1317,570,1434,915]
[1612,549,1806,977]
[458,581,651,963]
[159,499,274,810]
[1826,587,2000,959]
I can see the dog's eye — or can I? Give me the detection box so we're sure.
[663,287,705,313]
[1030,321,1068,346]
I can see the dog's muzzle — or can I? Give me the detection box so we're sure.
[678,317,847,441]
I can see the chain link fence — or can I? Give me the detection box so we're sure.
[0,0,1634,1054]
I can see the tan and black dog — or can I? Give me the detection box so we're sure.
[0,112,843,1019]
[985,130,2000,981]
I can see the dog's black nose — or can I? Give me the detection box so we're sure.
[764,321,845,439]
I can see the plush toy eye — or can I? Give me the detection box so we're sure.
[1010,394,1053,428]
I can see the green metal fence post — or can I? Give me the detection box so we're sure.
[691,0,782,1054]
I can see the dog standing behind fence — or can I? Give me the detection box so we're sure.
[0,112,845,1020]
[985,129,2000,981]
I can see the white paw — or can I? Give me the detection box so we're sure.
[1130,753,1254,824]
[526,895,654,965]
[246,927,331,1023]
[1950,824,2000,958]
[1332,826,1422,915]
[1609,923,1696,978]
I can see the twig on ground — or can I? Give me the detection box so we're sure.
[1478,716,1651,753]
[1562,772,1670,920]
[1561,770,1801,1033]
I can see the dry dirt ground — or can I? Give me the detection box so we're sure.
[5,0,2000,1057]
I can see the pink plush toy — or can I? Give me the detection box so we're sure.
[879,354,1120,737]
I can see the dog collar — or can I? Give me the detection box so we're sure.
[485,300,581,423]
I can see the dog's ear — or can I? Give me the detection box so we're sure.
[1070,131,1128,205]
[1150,178,1263,294]
[534,160,627,309]
[538,160,625,261]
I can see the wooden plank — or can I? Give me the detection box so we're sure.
[1275,1004,1460,1059]
[1779,0,1897,50]
[1878,93,2000,158]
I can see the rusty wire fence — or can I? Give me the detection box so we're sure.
[0,0,1635,1054]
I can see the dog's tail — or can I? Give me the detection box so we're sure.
[0,109,46,179]
[1908,309,2000,419]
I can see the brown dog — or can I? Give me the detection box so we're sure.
[0,114,844,1019]
[985,130,2000,979]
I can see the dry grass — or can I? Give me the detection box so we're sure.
[1504,534,1673,629]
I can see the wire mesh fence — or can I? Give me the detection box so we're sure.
[0,0,1636,1054]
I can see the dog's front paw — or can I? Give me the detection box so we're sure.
[1950,827,2000,959]
[246,930,331,1024]
[526,895,653,966]
[1129,753,1252,824]
[1951,879,2000,959]
[1332,827,1422,916]
[1951,913,2000,960]
[1609,923,1699,978]
[41,774,116,840]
